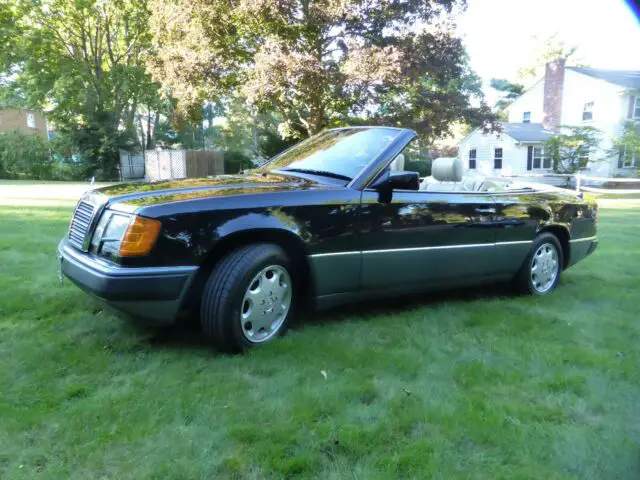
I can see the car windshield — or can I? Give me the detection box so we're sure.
[259,128,403,180]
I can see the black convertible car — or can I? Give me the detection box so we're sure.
[58,127,598,352]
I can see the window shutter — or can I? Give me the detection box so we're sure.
[527,146,533,170]
[628,96,636,119]
[618,149,624,169]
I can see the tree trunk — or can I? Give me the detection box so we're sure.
[308,104,325,136]
[149,111,160,149]
[146,108,153,149]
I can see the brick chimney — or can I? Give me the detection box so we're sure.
[542,58,565,130]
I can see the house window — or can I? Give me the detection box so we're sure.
[578,146,589,168]
[532,147,551,169]
[582,102,593,121]
[469,149,476,169]
[494,148,503,169]
[619,146,638,168]
[523,112,531,123]
[26,113,36,128]
[634,97,640,119]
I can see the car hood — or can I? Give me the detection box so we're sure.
[88,172,331,210]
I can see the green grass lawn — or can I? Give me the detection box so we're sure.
[1,204,639,479]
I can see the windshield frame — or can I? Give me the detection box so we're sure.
[259,127,416,189]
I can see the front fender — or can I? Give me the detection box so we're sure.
[215,210,307,242]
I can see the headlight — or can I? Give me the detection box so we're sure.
[90,211,161,258]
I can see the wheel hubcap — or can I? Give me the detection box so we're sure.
[240,265,292,343]
[530,243,559,293]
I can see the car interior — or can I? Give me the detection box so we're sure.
[387,154,523,193]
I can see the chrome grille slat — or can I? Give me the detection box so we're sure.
[68,200,97,250]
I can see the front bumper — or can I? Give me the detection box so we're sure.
[568,236,598,267]
[57,238,197,325]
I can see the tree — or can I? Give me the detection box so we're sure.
[490,78,525,111]
[4,0,162,179]
[147,0,497,141]
[0,131,52,179]
[544,126,602,174]
[516,33,580,83]
[611,121,640,172]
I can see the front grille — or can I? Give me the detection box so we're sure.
[68,200,96,250]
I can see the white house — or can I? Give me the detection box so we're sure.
[458,60,640,178]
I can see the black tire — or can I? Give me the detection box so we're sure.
[514,232,564,296]
[200,243,296,353]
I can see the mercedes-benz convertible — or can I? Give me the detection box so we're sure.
[58,127,598,352]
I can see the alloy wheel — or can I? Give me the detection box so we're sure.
[240,265,292,343]
[530,242,559,293]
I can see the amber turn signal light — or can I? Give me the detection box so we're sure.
[118,216,162,257]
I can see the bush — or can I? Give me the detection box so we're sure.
[0,131,52,179]
[406,159,431,177]
[49,161,90,181]
[224,150,254,174]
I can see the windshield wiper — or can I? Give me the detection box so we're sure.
[280,168,352,181]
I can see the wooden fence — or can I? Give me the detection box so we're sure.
[144,150,224,182]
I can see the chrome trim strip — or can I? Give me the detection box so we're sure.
[310,251,361,258]
[59,241,197,277]
[569,235,597,243]
[363,242,494,255]
[497,240,534,246]
[309,240,535,258]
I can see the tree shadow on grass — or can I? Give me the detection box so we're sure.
[298,282,513,328]
[128,282,514,353]
[127,319,212,353]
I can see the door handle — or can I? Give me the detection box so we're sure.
[475,207,496,214]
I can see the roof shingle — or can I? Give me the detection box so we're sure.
[499,122,555,142]
[567,67,640,89]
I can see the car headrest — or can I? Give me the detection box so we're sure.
[390,153,405,171]
[432,157,463,182]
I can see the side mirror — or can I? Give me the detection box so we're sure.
[371,170,420,191]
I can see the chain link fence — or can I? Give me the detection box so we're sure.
[119,149,225,182]
[119,150,145,180]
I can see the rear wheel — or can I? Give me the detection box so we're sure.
[515,233,563,295]
[200,244,295,353]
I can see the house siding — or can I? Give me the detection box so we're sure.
[507,80,544,124]
[503,68,639,178]
[0,108,48,139]
[457,129,538,176]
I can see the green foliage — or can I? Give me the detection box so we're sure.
[224,150,253,174]
[406,160,431,177]
[153,98,295,162]
[544,126,602,174]
[0,131,51,179]
[516,33,580,81]
[611,121,640,174]
[212,98,295,161]
[0,3,20,73]
[3,0,162,179]
[147,0,497,141]
[490,78,525,111]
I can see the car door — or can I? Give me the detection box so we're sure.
[488,189,554,276]
[358,187,501,291]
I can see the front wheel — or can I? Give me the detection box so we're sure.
[515,233,563,295]
[200,243,295,353]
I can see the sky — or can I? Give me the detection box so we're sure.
[455,0,640,103]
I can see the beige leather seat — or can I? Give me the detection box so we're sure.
[419,157,463,191]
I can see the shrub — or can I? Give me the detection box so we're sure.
[406,159,431,177]
[0,131,52,179]
[224,150,254,174]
